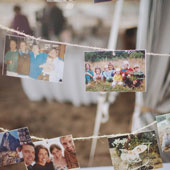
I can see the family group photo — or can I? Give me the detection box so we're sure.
[108,131,163,170]
[0,128,32,167]
[3,35,66,83]
[156,113,170,153]
[23,135,79,170]
[85,50,146,92]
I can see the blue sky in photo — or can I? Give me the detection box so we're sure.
[0,130,19,144]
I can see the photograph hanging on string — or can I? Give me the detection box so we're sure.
[108,131,163,170]
[32,135,79,170]
[2,35,66,83]
[85,50,146,92]
[0,127,32,168]
[156,113,170,152]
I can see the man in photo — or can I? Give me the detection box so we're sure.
[29,43,48,80]
[17,41,30,76]
[60,136,79,169]
[21,143,35,170]
[4,39,19,76]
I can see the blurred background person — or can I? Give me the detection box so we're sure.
[11,5,33,36]
[36,2,66,40]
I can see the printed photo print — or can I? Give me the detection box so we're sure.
[108,131,163,170]
[0,127,32,168]
[3,35,66,83]
[29,135,79,170]
[85,50,146,92]
[156,113,170,152]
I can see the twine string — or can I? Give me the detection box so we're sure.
[0,24,170,57]
[0,121,157,141]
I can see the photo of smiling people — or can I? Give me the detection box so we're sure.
[0,127,32,168]
[108,131,163,170]
[156,113,170,152]
[32,135,79,170]
[85,50,146,92]
[3,35,66,83]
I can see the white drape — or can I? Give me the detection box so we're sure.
[132,0,170,162]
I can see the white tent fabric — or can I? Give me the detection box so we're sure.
[131,0,170,162]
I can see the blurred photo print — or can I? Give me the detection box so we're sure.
[156,113,170,152]
[32,135,79,170]
[1,162,27,170]
[3,35,66,83]
[108,131,163,170]
[85,50,146,92]
[94,0,112,3]
[0,127,32,168]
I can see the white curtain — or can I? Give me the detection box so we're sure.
[132,0,170,162]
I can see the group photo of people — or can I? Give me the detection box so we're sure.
[22,135,79,170]
[85,50,146,92]
[3,35,66,83]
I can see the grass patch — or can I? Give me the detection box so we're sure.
[86,81,145,92]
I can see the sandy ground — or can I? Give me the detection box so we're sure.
[0,74,135,168]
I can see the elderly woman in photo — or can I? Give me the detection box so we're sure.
[50,144,68,170]
[33,145,54,170]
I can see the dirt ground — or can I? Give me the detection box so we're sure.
[0,74,135,168]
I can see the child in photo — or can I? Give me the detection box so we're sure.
[48,48,64,83]
[120,60,133,87]
[112,68,123,87]
[38,56,54,81]
[107,62,115,82]
[93,67,103,82]
[85,63,94,84]
[4,39,19,76]
[132,64,145,88]
[17,41,30,75]
[103,63,114,82]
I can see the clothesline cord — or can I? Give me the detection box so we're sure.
[0,121,157,141]
[0,24,170,57]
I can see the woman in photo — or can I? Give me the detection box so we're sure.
[33,145,54,170]
[50,144,68,170]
